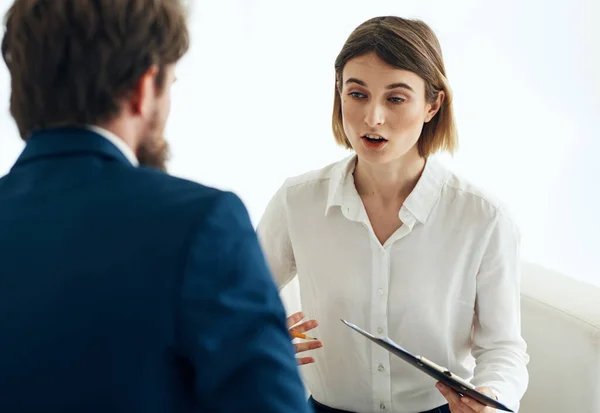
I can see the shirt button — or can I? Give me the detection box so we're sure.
[378,364,385,372]
[380,402,386,410]
[377,327,384,334]
[377,289,384,296]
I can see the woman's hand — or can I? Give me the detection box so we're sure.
[436,383,497,413]
[287,311,323,365]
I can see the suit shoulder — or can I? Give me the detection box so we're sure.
[126,167,225,202]
[122,168,249,224]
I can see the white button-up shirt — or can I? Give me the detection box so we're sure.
[257,155,529,413]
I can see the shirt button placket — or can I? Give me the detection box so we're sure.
[371,245,391,413]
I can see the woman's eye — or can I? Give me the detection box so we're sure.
[349,92,366,99]
[389,97,405,103]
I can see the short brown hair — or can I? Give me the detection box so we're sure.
[1,0,190,139]
[332,16,458,157]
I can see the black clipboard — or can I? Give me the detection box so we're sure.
[341,319,513,412]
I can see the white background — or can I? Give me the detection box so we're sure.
[1,0,598,287]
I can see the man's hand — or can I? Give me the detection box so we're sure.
[436,383,497,413]
[287,311,323,365]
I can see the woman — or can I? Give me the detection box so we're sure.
[257,16,529,413]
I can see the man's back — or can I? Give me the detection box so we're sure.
[0,128,310,412]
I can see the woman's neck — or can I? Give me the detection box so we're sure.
[353,149,425,205]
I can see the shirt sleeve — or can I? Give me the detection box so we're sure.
[471,209,530,409]
[256,181,297,290]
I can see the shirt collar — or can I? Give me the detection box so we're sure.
[325,154,449,224]
[84,125,139,166]
[325,154,359,217]
[402,157,449,223]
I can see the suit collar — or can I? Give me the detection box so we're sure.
[11,127,136,170]
[84,125,139,166]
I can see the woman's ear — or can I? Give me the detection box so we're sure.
[425,90,445,123]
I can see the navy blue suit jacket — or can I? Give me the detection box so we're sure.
[0,128,310,413]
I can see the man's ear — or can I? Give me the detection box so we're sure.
[424,90,445,123]
[129,65,160,116]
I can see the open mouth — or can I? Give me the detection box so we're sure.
[362,134,388,143]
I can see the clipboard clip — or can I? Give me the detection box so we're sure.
[418,356,477,391]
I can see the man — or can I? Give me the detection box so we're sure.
[0,1,310,412]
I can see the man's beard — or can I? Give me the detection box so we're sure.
[136,109,170,172]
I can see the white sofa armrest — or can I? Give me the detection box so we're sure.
[520,261,600,413]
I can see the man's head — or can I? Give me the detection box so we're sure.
[1,0,189,170]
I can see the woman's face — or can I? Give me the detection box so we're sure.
[340,52,442,164]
